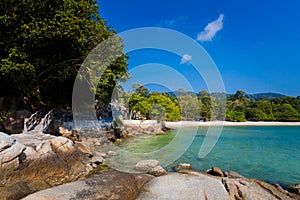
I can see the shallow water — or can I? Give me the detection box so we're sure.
[115,126,300,185]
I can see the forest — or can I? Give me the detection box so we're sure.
[125,85,300,122]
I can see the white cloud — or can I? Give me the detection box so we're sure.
[180,54,192,64]
[197,14,224,42]
[157,16,188,27]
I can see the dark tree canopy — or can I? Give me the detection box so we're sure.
[0,0,127,111]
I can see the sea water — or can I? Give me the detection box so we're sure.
[116,126,300,185]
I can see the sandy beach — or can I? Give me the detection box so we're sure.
[165,121,300,128]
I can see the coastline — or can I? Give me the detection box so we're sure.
[165,121,300,128]
[1,128,300,199]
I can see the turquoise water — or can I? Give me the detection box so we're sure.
[117,126,300,185]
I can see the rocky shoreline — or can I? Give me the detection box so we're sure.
[0,130,300,199]
[19,166,300,200]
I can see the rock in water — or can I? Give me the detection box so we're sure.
[174,163,192,171]
[107,150,118,156]
[134,160,159,171]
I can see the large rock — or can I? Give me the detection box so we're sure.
[0,132,92,199]
[221,166,298,200]
[136,171,230,200]
[22,171,153,200]
[137,169,299,200]
[134,160,167,177]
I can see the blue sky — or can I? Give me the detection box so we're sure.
[97,0,300,96]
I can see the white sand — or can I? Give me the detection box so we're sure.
[165,121,300,128]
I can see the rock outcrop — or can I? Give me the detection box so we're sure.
[222,177,297,200]
[203,166,299,200]
[22,171,153,200]
[0,132,93,199]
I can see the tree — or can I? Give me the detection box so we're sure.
[199,91,212,121]
[178,93,200,120]
[231,90,246,101]
[226,111,246,122]
[128,92,147,114]
[251,100,274,121]
[199,90,209,97]
[273,103,300,121]
[132,83,150,97]
[128,91,181,121]
[0,0,127,111]
[146,93,180,121]
[246,107,267,121]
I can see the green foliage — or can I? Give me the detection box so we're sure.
[198,92,212,121]
[226,111,246,122]
[273,103,300,121]
[128,91,181,121]
[0,0,127,111]
[197,90,227,121]
[245,107,267,121]
[126,88,300,122]
[230,90,246,101]
[177,90,200,120]
[147,93,180,121]
[227,91,300,122]
[246,100,274,121]
[132,83,150,97]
